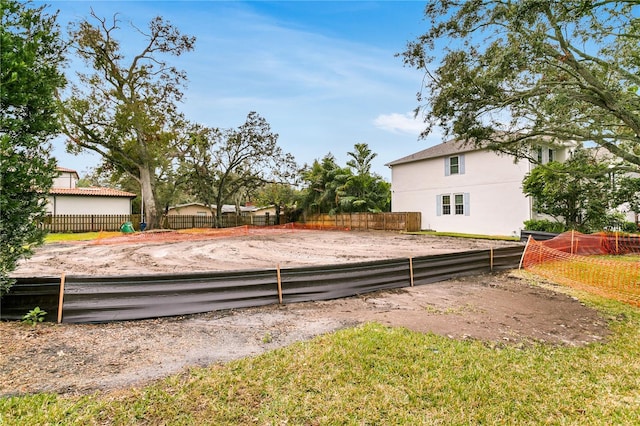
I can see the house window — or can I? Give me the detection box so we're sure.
[442,195,451,215]
[444,155,465,176]
[455,194,464,215]
[437,193,470,216]
[535,146,556,164]
[196,211,207,216]
[449,156,459,174]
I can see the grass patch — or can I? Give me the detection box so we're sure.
[406,231,521,242]
[597,254,640,262]
[43,232,122,243]
[2,286,639,424]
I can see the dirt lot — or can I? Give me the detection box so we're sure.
[11,229,521,276]
[1,230,610,397]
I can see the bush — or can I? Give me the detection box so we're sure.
[523,219,565,233]
[621,221,639,234]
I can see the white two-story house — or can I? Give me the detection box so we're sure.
[386,138,571,236]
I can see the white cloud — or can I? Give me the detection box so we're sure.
[373,112,425,135]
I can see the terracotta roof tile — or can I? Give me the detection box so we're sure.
[49,187,137,198]
[56,166,78,173]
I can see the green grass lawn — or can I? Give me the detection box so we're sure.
[43,232,122,243]
[2,284,639,425]
[406,231,521,242]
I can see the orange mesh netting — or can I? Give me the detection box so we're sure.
[87,222,351,246]
[521,231,640,307]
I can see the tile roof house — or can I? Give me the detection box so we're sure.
[386,137,573,236]
[166,202,259,216]
[47,167,136,215]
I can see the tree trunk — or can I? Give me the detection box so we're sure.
[215,197,224,228]
[139,167,158,230]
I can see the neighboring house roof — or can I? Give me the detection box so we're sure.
[169,202,259,214]
[386,133,577,167]
[49,187,137,198]
[386,138,478,167]
[56,167,80,179]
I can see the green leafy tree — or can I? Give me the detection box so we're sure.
[300,145,391,215]
[178,112,298,226]
[253,183,298,224]
[339,143,390,213]
[299,154,350,215]
[59,11,195,229]
[401,1,640,166]
[1,0,65,293]
[613,175,640,218]
[523,149,614,232]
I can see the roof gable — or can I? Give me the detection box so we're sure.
[386,137,480,167]
[56,167,80,179]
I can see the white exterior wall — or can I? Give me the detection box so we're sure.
[390,150,533,236]
[53,172,77,189]
[46,196,132,215]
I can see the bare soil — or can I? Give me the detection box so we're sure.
[1,231,610,397]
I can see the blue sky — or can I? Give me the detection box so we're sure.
[42,1,439,179]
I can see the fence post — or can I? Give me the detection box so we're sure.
[570,230,575,254]
[519,235,532,269]
[409,257,414,287]
[490,248,494,272]
[276,264,283,304]
[57,273,65,324]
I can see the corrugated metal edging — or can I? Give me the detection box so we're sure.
[491,246,525,270]
[0,277,61,321]
[520,230,559,242]
[280,258,411,303]
[61,270,278,323]
[412,250,491,285]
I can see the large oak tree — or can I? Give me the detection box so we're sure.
[401,1,639,169]
[178,112,298,226]
[59,11,195,228]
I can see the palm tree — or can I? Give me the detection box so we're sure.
[339,144,390,213]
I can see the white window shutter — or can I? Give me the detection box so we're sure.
[436,194,442,216]
[459,154,465,175]
[464,192,470,216]
[444,158,450,176]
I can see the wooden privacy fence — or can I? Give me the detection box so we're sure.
[41,214,277,233]
[40,212,422,233]
[42,214,143,232]
[165,214,276,230]
[1,246,524,323]
[304,212,421,232]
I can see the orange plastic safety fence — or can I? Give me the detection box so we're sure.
[88,223,351,245]
[536,230,640,256]
[522,232,640,307]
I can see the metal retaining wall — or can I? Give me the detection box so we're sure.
[520,230,559,242]
[1,246,524,323]
[62,269,279,323]
[280,258,412,304]
[0,277,61,320]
